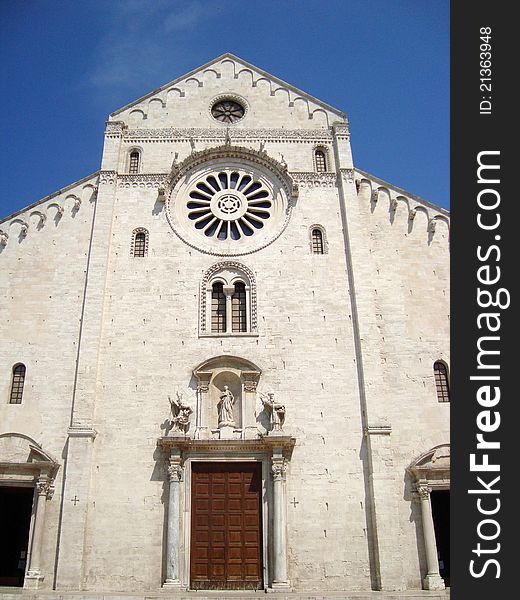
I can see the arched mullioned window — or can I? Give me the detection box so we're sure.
[434,361,450,403]
[314,148,327,172]
[201,262,257,336]
[9,363,26,404]
[130,228,149,257]
[129,150,141,174]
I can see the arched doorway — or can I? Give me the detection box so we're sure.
[0,433,59,589]
[407,444,450,590]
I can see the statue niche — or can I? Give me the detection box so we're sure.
[211,372,242,438]
[193,355,261,440]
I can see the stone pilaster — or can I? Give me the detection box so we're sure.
[55,164,117,590]
[364,424,405,590]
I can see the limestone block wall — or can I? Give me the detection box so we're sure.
[0,175,98,586]
[346,171,450,589]
[76,168,372,591]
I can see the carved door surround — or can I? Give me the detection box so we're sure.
[0,433,59,589]
[192,355,261,439]
[158,435,295,591]
[407,443,450,591]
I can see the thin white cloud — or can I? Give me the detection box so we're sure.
[86,0,229,97]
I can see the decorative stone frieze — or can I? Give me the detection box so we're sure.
[99,170,117,186]
[291,172,337,188]
[104,120,126,137]
[117,173,169,189]
[340,168,355,183]
[123,127,333,142]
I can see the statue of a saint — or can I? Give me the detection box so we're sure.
[260,391,286,431]
[169,392,193,434]
[217,385,235,427]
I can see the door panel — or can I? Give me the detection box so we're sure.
[190,462,263,590]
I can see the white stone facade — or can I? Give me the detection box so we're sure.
[0,54,449,594]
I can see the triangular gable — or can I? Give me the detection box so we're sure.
[109,53,346,128]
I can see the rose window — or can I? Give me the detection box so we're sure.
[187,171,272,241]
[211,100,245,123]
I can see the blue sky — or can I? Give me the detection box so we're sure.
[0,0,449,220]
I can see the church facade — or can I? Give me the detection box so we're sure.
[0,54,450,595]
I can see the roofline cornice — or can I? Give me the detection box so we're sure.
[0,171,99,225]
[355,167,450,216]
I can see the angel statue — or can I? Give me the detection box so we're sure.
[260,391,286,432]
[169,391,193,434]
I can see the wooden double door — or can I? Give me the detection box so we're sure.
[190,462,263,590]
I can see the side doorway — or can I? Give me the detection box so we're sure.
[0,486,34,587]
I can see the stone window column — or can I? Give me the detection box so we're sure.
[24,476,52,589]
[271,452,290,589]
[417,485,445,590]
[164,453,183,588]
[222,284,235,332]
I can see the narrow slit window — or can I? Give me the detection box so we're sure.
[133,231,147,257]
[9,364,26,404]
[129,151,140,174]
[434,361,450,403]
[231,282,247,332]
[315,149,326,172]
[211,282,226,333]
[311,228,324,254]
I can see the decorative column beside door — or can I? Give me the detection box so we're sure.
[417,485,445,590]
[271,450,290,590]
[24,476,53,589]
[164,451,183,588]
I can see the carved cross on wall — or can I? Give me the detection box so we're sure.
[291,497,299,508]
[71,495,79,506]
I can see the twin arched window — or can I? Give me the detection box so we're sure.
[9,363,26,404]
[210,280,247,333]
[201,263,257,336]
[434,361,450,403]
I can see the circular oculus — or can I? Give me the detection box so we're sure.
[211,99,245,124]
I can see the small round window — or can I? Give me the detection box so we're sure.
[211,99,245,124]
